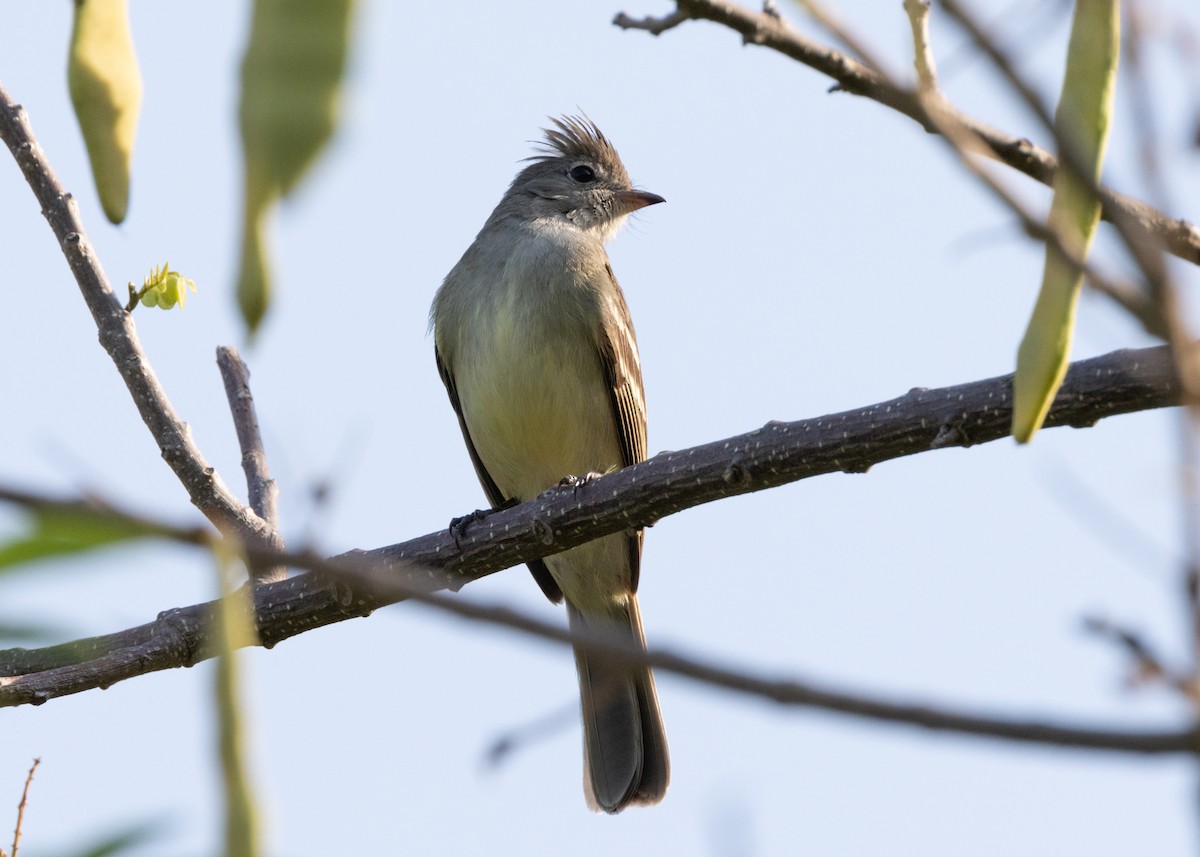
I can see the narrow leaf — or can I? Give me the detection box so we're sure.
[212,542,262,857]
[1013,0,1120,442]
[49,818,168,857]
[0,504,160,573]
[67,0,142,224]
[236,0,355,334]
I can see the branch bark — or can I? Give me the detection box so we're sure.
[0,86,278,557]
[0,345,1182,731]
[216,346,286,584]
[614,0,1200,267]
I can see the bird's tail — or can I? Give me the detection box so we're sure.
[568,595,669,813]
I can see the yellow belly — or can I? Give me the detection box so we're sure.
[456,325,621,502]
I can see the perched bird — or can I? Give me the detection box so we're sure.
[430,115,668,812]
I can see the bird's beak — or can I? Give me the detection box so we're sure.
[615,190,665,213]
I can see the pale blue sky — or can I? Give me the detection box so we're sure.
[2,1,1199,855]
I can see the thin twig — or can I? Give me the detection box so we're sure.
[1119,3,1173,210]
[922,95,1166,337]
[0,86,280,555]
[791,0,1167,338]
[903,0,938,90]
[936,0,1200,661]
[1124,2,1200,681]
[216,346,286,584]
[611,8,689,34]
[484,703,576,769]
[10,758,39,857]
[937,0,1194,388]
[1082,616,1184,691]
[0,343,1181,702]
[614,0,1200,267]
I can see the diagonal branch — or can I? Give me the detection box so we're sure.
[613,0,1200,267]
[0,482,1195,755]
[0,343,1181,702]
[0,84,278,556]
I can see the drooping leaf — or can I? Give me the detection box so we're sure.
[67,0,142,224]
[1012,0,1120,443]
[212,541,262,857]
[0,503,162,573]
[236,0,355,334]
[0,618,66,644]
[48,818,169,857]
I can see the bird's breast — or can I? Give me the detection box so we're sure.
[452,262,621,502]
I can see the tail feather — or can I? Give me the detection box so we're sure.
[569,597,669,813]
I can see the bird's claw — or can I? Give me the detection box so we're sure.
[449,499,520,548]
[557,471,604,498]
[449,508,489,547]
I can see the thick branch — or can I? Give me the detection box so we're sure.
[0,87,277,554]
[0,492,1195,756]
[614,0,1200,267]
[0,345,1181,708]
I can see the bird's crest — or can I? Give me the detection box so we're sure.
[531,115,624,175]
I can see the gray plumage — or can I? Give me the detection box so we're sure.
[431,115,668,813]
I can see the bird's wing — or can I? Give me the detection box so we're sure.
[435,346,564,603]
[596,263,648,592]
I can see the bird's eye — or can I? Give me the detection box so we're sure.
[569,165,596,183]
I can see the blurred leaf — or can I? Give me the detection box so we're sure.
[47,818,168,857]
[236,207,270,337]
[67,0,142,224]
[0,503,161,573]
[0,618,66,644]
[236,0,355,334]
[212,541,262,857]
[1012,0,1119,442]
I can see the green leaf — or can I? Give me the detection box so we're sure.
[213,543,262,857]
[0,503,162,573]
[67,0,142,224]
[48,818,168,857]
[236,207,270,336]
[1012,0,1120,443]
[236,0,355,334]
[0,618,66,644]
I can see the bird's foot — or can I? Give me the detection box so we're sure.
[557,471,605,498]
[449,499,517,547]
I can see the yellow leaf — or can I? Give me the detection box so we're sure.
[1012,0,1119,443]
[67,0,142,224]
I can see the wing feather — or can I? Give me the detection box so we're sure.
[596,264,648,592]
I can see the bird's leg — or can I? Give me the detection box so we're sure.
[449,498,519,547]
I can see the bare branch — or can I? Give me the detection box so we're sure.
[0,344,1181,704]
[0,85,279,555]
[614,0,1200,267]
[10,758,39,857]
[0,494,1195,757]
[934,0,1200,667]
[937,0,1196,402]
[903,0,938,91]
[1082,616,1194,697]
[786,0,1168,339]
[216,346,286,584]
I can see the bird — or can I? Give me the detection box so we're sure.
[430,115,668,813]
